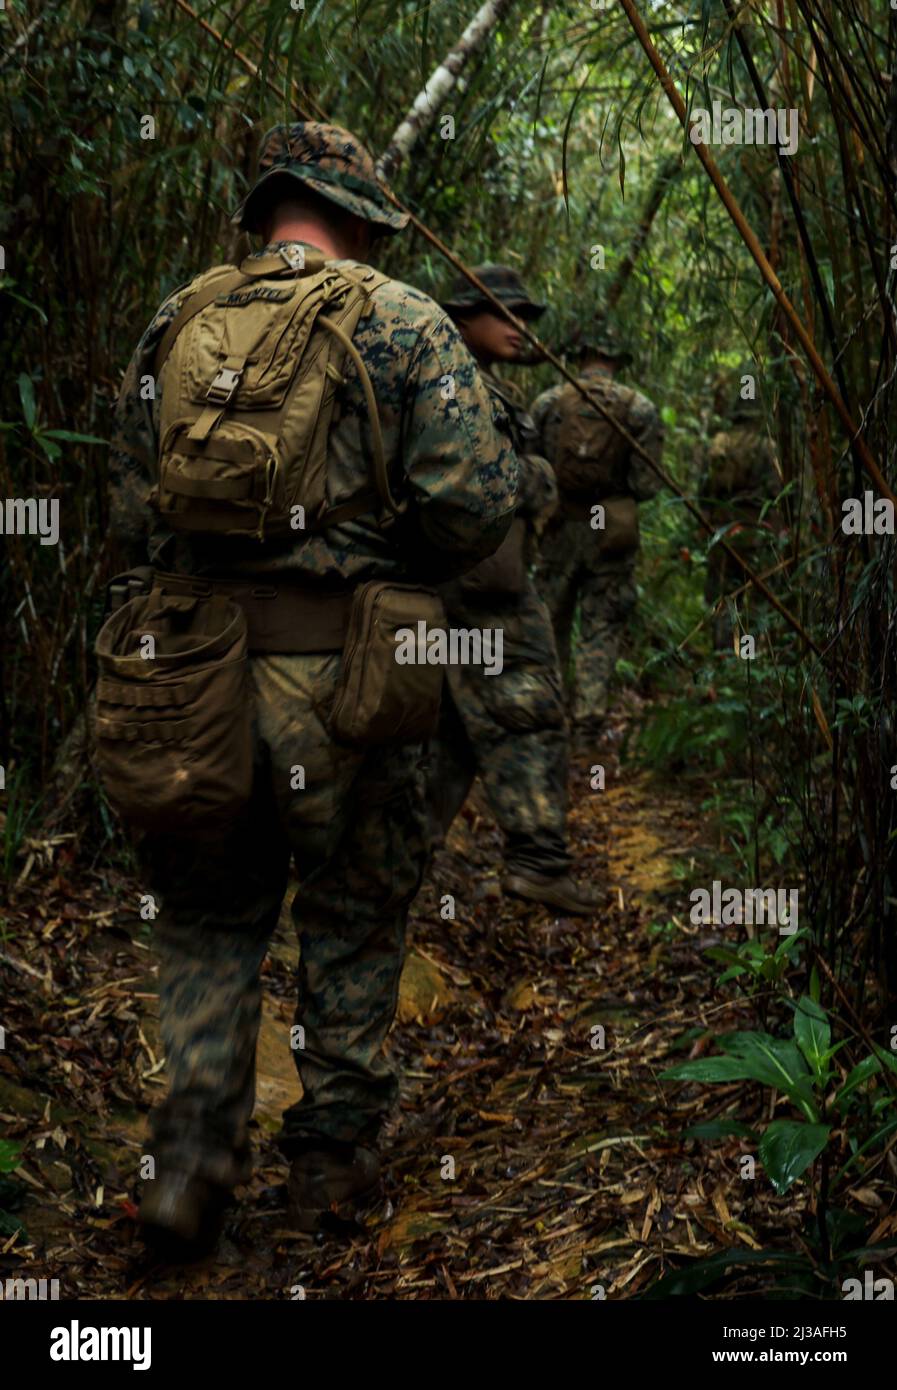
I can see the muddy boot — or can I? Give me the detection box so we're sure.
[287,1140,381,1234]
[503,870,602,916]
[139,1171,231,1260]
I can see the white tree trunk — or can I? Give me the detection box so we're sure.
[377,0,516,184]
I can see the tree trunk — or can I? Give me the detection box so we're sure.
[377,0,516,184]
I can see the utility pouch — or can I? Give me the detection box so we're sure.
[329,580,446,747]
[597,495,639,557]
[457,516,528,597]
[94,587,253,833]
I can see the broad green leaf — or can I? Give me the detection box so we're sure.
[717,1032,818,1117]
[663,1055,757,1084]
[758,1119,830,1194]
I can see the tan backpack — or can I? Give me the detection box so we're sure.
[553,376,636,499]
[152,246,396,542]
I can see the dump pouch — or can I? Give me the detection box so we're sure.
[329,581,446,747]
[596,494,639,556]
[94,588,253,833]
[457,516,528,597]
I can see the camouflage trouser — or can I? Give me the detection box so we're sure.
[537,519,638,731]
[137,652,428,1190]
[424,580,571,877]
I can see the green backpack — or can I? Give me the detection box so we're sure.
[153,245,395,542]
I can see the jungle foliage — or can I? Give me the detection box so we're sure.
[1,0,896,1297]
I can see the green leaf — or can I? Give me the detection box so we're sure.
[642,1248,807,1299]
[2,287,49,323]
[758,1119,830,1195]
[835,1054,881,1112]
[793,995,831,1075]
[37,436,62,463]
[717,1031,818,1117]
[663,1056,757,1084]
[0,1140,23,1173]
[665,1030,818,1117]
[704,946,746,967]
[833,1118,897,1186]
[40,429,107,444]
[17,373,37,430]
[870,1043,897,1078]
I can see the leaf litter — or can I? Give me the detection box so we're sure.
[1,721,891,1299]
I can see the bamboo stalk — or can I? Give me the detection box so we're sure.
[616,0,895,508]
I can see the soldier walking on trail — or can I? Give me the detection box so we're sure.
[698,374,780,649]
[104,123,518,1253]
[425,265,601,917]
[531,331,664,745]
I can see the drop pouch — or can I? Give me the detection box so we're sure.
[94,587,253,833]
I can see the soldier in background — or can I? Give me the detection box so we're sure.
[531,331,664,746]
[698,373,780,648]
[426,265,601,916]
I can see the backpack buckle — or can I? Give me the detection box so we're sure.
[206,366,243,404]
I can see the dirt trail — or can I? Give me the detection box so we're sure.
[0,749,770,1299]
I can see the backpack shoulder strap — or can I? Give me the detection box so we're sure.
[151,251,330,380]
[319,264,399,523]
[153,267,248,380]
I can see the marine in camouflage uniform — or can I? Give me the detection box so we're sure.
[531,332,664,742]
[108,124,517,1249]
[698,378,779,648]
[426,267,601,916]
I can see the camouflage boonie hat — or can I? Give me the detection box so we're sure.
[441,264,546,320]
[568,324,632,366]
[232,122,409,236]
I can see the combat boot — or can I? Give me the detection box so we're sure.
[287,1140,381,1233]
[138,1170,231,1260]
[503,870,602,916]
